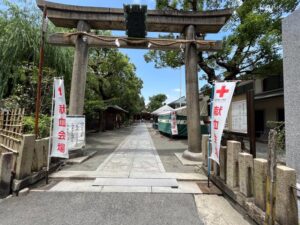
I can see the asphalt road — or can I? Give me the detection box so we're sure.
[0,192,203,225]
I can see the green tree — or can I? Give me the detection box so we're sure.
[0,0,73,109]
[145,0,299,83]
[85,43,144,120]
[147,94,167,112]
[0,0,145,135]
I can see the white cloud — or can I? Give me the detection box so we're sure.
[173,88,181,93]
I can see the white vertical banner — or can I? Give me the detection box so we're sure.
[170,111,178,135]
[51,78,68,158]
[211,82,236,164]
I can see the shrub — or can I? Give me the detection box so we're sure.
[23,115,51,138]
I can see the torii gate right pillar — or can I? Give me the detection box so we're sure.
[182,25,202,161]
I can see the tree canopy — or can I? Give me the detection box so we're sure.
[0,0,145,119]
[145,0,299,83]
[85,43,145,118]
[0,0,73,100]
[147,94,167,112]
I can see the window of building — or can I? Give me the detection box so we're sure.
[262,76,283,92]
[277,108,285,122]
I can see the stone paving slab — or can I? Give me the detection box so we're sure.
[48,180,103,192]
[102,186,151,193]
[35,180,202,194]
[152,181,202,194]
[130,172,207,180]
[195,195,253,225]
[66,151,97,164]
[49,170,208,181]
[93,178,178,187]
[50,170,129,179]
[96,124,165,174]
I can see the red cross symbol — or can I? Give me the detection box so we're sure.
[216,85,229,98]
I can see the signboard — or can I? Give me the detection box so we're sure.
[211,82,236,164]
[231,100,247,133]
[51,78,68,158]
[67,116,86,151]
[170,111,178,135]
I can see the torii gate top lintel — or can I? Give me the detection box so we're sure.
[36,0,232,34]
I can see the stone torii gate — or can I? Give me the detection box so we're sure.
[37,0,232,161]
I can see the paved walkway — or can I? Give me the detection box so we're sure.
[96,123,165,175]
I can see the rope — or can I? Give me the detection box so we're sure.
[64,32,217,48]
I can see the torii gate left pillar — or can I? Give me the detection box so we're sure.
[182,25,202,161]
[69,20,90,115]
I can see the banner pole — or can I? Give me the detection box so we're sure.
[46,78,55,184]
[208,84,215,188]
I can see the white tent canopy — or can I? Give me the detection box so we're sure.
[157,96,209,116]
[151,105,174,115]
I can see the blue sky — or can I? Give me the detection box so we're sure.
[47,0,227,104]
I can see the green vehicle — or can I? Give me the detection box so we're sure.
[157,107,208,137]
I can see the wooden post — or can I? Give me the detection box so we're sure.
[264,129,277,225]
[182,25,202,161]
[34,6,47,137]
[247,89,256,157]
[69,21,90,115]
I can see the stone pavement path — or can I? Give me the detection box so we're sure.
[95,123,165,175]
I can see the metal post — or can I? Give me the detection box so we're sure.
[208,84,215,187]
[179,66,182,108]
[46,77,56,185]
[34,6,47,137]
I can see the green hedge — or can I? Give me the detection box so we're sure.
[23,115,51,138]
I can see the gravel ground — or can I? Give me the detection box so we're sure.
[147,125,199,173]
[0,192,203,225]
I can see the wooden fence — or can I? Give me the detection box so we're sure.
[0,109,50,197]
[0,109,25,170]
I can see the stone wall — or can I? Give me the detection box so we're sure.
[201,135,299,225]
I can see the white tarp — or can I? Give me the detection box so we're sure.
[211,82,236,164]
[51,78,68,158]
[152,105,174,115]
[67,116,86,151]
